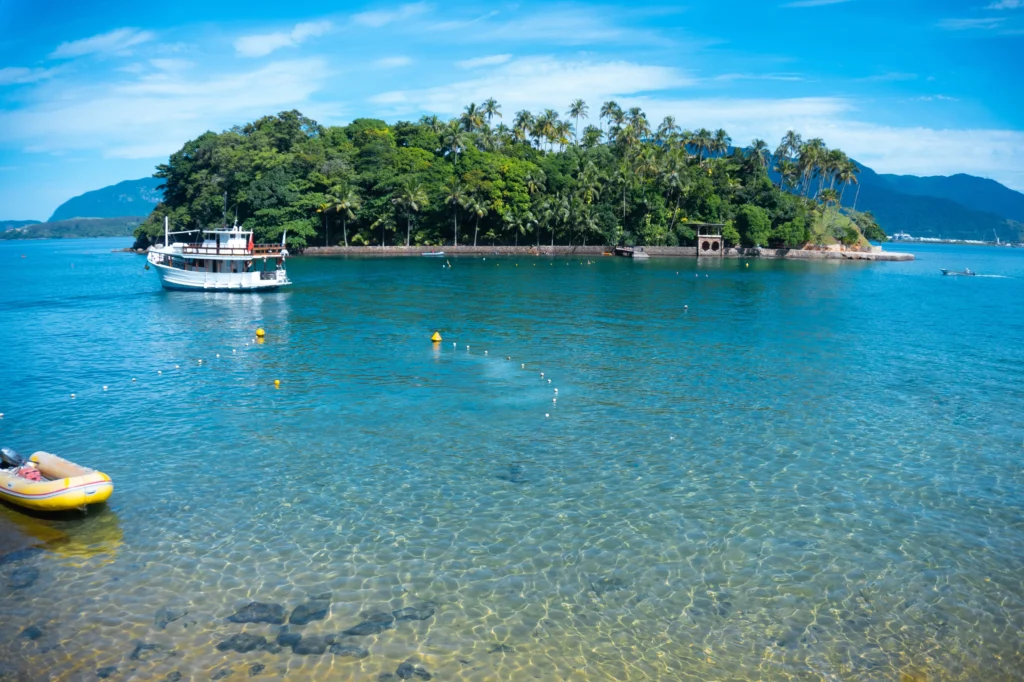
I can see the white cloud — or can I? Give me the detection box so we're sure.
[0,67,60,85]
[783,0,851,7]
[352,3,430,28]
[234,21,332,58]
[149,59,193,72]
[937,17,1005,29]
[371,56,690,114]
[374,56,412,68]
[456,54,512,69]
[50,28,154,59]
[1,59,330,159]
[987,0,1022,8]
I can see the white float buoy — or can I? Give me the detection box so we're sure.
[175,365,179,369]
[232,349,236,353]
[198,359,203,364]
[453,342,456,348]
[158,370,162,375]
[0,413,4,419]
[545,413,549,418]
[540,372,544,378]
[216,354,220,358]
[485,351,488,355]
[552,398,556,403]
[554,388,558,393]
[132,378,136,382]
[521,364,525,369]
[547,379,552,384]
[71,393,75,399]
[103,386,108,391]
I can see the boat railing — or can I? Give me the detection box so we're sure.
[179,244,285,256]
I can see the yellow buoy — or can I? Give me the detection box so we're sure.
[431,331,442,342]
[256,328,266,338]
[274,379,281,388]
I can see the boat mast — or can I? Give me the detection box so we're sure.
[164,216,169,247]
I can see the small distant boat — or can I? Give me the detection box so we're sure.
[0,449,113,512]
[614,246,650,259]
[421,251,445,257]
[941,268,975,276]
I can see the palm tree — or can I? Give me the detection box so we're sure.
[512,110,534,146]
[775,130,802,161]
[749,139,770,174]
[712,128,731,158]
[693,128,712,164]
[567,99,588,146]
[467,195,489,246]
[660,152,688,232]
[837,160,860,205]
[391,180,429,247]
[317,200,332,246]
[461,103,484,132]
[581,125,603,148]
[774,159,798,193]
[329,186,361,247]
[481,98,502,125]
[442,121,469,166]
[419,114,444,134]
[370,210,396,248]
[657,116,680,144]
[442,179,467,246]
[599,100,620,134]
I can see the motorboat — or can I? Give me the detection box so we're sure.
[421,251,446,257]
[147,217,290,291]
[0,448,113,512]
[941,268,975,276]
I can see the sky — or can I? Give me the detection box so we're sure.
[0,0,1022,220]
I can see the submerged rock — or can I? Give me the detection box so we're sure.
[487,643,516,654]
[396,661,432,680]
[0,547,42,565]
[343,611,394,636]
[276,630,302,648]
[392,603,436,621]
[289,600,329,625]
[292,635,330,655]
[96,666,117,679]
[496,463,527,484]
[211,668,232,680]
[165,672,182,682]
[228,602,286,624]
[130,642,175,662]
[330,644,369,659]
[154,607,189,630]
[248,663,265,676]
[9,566,39,590]
[20,625,43,640]
[589,576,627,597]
[216,633,267,653]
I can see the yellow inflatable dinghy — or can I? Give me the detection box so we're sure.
[0,451,113,512]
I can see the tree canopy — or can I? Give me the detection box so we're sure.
[134,104,885,250]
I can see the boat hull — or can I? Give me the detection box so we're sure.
[151,261,289,291]
[0,463,112,512]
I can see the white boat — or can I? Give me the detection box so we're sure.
[147,218,290,291]
[422,251,445,257]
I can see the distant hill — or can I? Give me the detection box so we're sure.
[878,173,1024,223]
[0,216,143,240]
[844,164,1024,242]
[48,178,163,222]
[1,220,41,232]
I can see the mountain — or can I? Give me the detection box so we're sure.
[877,173,1024,223]
[845,164,1023,242]
[1,220,41,232]
[0,216,143,240]
[48,177,163,222]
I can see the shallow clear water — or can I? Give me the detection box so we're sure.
[1,239,1022,681]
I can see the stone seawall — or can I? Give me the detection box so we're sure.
[302,245,914,261]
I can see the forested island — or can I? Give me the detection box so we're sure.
[133,101,886,251]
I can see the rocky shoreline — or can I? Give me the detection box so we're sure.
[302,244,915,261]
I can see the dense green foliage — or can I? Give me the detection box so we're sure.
[0,216,142,240]
[49,178,163,222]
[134,104,884,250]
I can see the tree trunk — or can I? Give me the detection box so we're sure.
[343,219,348,247]
[406,216,411,247]
[324,214,328,247]
[381,223,386,247]
[453,213,458,247]
[473,216,479,247]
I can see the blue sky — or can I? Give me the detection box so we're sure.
[1,0,1022,219]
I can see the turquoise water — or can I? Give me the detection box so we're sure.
[1,239,1022,681]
